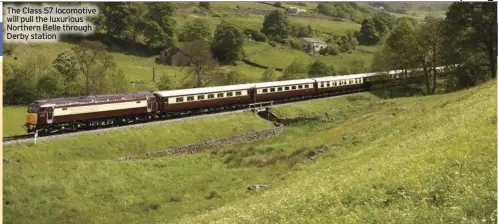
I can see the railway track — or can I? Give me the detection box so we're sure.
[3,88,367,145]
[3,134,34,142]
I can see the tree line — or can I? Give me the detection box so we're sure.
[372,2,496,94]
[3,2,495,105]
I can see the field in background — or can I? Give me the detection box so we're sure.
[4,80,496,224]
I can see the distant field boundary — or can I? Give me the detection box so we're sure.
[241,59,284,72]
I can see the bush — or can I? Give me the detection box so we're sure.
[244,28,267,42]
[274,2,282,7]
[319,44,340,55]
[289,40,302,50]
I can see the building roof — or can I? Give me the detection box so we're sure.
[153,84,255,97]
[302,38,326,44]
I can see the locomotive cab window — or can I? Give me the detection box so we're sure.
[187,96,195,101]
[197,95,205,100]
[176,97,184,102]
[235,91,242,96]
[227,92,233,97]
[217,93,224,98]
[208,94,214,99]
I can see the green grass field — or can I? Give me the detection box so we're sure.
[3,106,27,137]
[4,80,496,223]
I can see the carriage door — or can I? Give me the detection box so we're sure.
[146,97,152,113]
[46,107,54,124]
[151,98,157,112]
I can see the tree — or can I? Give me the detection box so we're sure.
[36,75,59,99]
[415,16,444,94]
[217,69,240,85]
[281,60,307,80]
[53,49,80,85]
[179,18,212,42]
[383,18,419,77]
[93,3,142,42]
[308,61,332,77]
[107,69,130,94]
[53,49,80,96]
[212,22,245,64]
[261,10,289,39]
[357,12,395,45]
[183,40,219,87]
[72,40,118,95]
[261,68,276,81]
[444,2,497,78]
[3,61,36,104]
[144,3,177,50]
[156,75,174,90]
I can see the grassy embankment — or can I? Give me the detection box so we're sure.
[4,80,496,223]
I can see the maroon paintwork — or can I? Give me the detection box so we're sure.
[30,92,157,127]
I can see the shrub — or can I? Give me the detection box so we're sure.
[289,40,302,50]
[244,28,267,42]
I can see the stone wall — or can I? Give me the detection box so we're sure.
[116,124,284,161]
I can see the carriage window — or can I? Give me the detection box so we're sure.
[197,95,205,100]
[327,82,330,87]
[262,89,268,93]
[277,87,282,91]
[187,96,195,101]
[298,85,303,89]
[217,93,224,98]
[320,83,325,88]
[136,101,141,103]
[292,86,297,90]
[305,84,309,88]
[62,108,68,111]
[351,79,355,84]
[284,86,290,91]
[235,91,242,96]
[208,94,214,99]
[176,97,184,102]
[270,88,275,92]
[227,92,233,97]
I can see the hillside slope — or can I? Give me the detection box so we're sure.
[175,80,497,223]
[4,80,495,224]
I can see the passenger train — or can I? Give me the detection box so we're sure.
[24,67,448,134]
